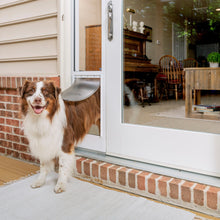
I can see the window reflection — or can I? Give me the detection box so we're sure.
[123,0,220,134]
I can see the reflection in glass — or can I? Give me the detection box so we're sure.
[79,0,102,71]
[123,0,220,134]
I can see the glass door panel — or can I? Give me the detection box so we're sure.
[122,0,220,134]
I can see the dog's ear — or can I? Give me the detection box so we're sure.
[55,87,61,100]
[19,80,30,98]
[48,81,61,100]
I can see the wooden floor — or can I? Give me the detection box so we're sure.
[0,155,39,185]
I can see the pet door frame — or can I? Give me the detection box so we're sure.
[60,0,106,152]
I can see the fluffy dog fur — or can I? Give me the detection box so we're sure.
[20,80,100,193]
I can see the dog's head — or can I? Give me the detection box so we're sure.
[19,81,61,118]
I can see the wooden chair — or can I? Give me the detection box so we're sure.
[158,55,184,100]
[183,58,198,68]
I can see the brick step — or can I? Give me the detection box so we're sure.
[75,156,220,218]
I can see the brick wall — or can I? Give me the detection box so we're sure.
[0,76,60,163]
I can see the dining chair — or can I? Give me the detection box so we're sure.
[157,55,184,100]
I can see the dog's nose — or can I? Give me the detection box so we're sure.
[34,97,42,104]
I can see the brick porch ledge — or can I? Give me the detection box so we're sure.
[75,156,220,218]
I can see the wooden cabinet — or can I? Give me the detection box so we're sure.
[185,67,220,120]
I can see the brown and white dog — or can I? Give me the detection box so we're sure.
[19,80,100,193]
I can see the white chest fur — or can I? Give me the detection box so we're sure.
[23,96,66,162]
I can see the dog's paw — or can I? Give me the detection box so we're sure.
[31,180,45,188]
[54,182,66,193]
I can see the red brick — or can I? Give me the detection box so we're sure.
[6,89,18,96]
[6,149,19,158]
[2,77,6,88]
[5,111,13,118]
[0,110,5,117]
[76,157,86,174]
[20,153,36,163]
[6,103,19,111]
[16,78,22,87]
[128,170,139,188]
[0,95,11,102]
[158,176,171,197]
[0,117,4,124]
[194,184,206,206]
[6,119,19,127]
[7,77,11,88]
[21,137,29,145]
[207,187,220,210]
[92,161,101,178]
[148,174,160,194]
[109,165,120,183]
[6,134,20,143]
[0,103,5,109]
[181,181,194,203]
[0,132,5,139]
[13,143,28,152]
[137,171,150,191]
[13,127,24,135]
[11,78,16,88]
[12,96,20,104]
[0,147,6,153]
[83,159,93,176]
[0,140,12,148]
[33,77,39,82]
[100,163,111,180]
[118,167,128,186]
[0,89,5,95]
[169,179,182,199]
[0,125,12,133]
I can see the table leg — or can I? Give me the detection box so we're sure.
[194,90,201,105]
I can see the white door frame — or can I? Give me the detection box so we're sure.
[59,0,106,152]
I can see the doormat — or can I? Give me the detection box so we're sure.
[0,172,196,220]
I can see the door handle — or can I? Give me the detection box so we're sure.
[108,1,113,41]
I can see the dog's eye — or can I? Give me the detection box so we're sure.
[26,88,35,96]
[42,88,49,96]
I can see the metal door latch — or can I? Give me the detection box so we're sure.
[108,1,113,41]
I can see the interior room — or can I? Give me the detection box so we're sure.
[122,0,220,134]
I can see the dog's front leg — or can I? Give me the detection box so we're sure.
[54,151,75,193]
[31,160,55,188]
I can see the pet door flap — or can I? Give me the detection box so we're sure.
[61,79,100,102]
